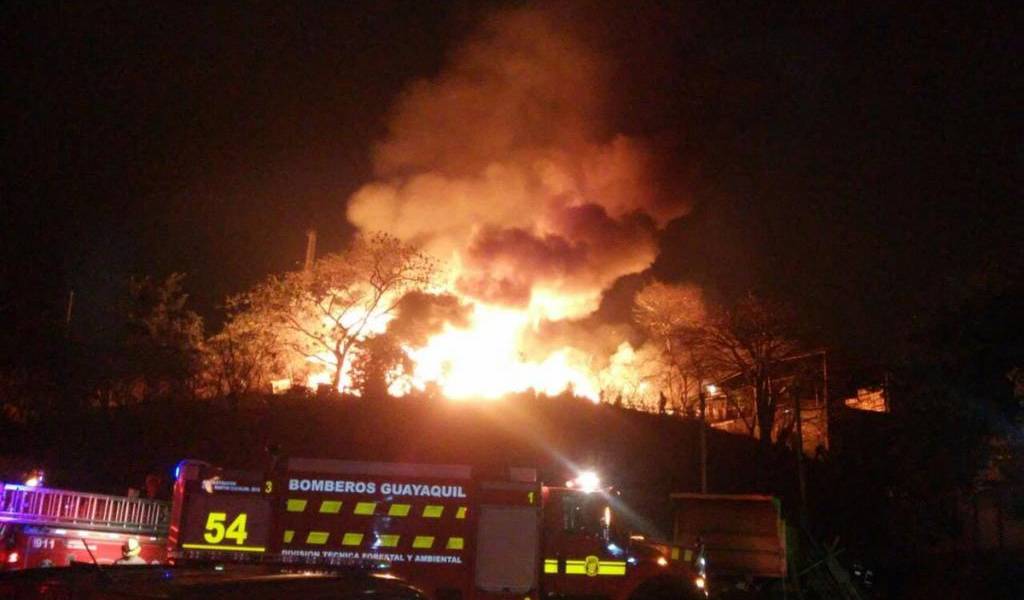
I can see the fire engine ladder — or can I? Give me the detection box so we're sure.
[0,484,170,536]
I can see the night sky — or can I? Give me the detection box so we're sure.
[3,1,1020,370]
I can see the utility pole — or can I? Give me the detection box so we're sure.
[64,289,75,333]
[699,385,708,494]
[795,387,806,514]
[768,348,828,514]
[303,229,318,272]
[822,350,829,450]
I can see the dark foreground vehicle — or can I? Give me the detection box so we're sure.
[0,563,429,599]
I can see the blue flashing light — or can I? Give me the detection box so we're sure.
[606,542,624,556]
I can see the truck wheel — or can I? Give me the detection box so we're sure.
[629,576,703,600]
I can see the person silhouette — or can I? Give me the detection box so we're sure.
[114,538,146,565]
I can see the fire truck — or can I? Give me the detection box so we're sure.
[170,457,708,600]
[0,482,169,569]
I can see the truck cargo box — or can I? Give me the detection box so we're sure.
[670,493,785,579]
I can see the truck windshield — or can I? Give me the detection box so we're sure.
[561,492,608,536]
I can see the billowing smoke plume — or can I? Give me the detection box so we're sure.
[347,4,690,320]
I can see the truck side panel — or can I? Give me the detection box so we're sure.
[275,458,476,599]
[3,526,164,569]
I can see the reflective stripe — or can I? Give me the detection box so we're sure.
[683,549,693,562]
[544,559,559,574]
[354,502,377,515]
[377,534,400,547]
[182,543,265,553]
[456,506,467,519]
[671,547,680,560]
[342,533,364,546]
[563,559,627,576]
[565,560,587,575]
[389,503,411,517]
[306,531,330,545]
[286,499,307,512]
[423,505,444,518]
[598,561,626,576]
[446,537,464,550]
[320,500,343,514]
[412,536,435,549]
[283,530,295,543]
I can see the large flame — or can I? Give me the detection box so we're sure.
[291,5,692,409]
[406,302,600,401]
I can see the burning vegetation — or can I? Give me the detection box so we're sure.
[211,6,694,407]
[154,4,800,426]
[103,5,810,432]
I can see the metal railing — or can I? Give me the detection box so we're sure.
[0,483,170,535]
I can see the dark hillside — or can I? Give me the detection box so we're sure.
[6,394,794,537]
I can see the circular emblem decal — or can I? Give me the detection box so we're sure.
[585,555,600,577]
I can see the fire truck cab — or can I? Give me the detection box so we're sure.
[170,457,707,600]
[0,482,169,569]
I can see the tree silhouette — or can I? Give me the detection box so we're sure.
[225,233,438,392]
[636,284,800,451]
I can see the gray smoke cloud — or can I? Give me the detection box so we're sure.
[347,3,691,317]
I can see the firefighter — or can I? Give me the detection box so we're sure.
[144,473,162,499]
[114,538,147,565]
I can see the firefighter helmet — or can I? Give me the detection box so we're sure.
[122,538,141,558]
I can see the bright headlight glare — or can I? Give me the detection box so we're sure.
[573,470,600,493]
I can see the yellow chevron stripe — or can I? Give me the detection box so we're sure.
[389,503,411,517]
[377,534,400,547]
[446,537,464,550]
[342,533,363,546]
[283,530,294,543]
[286,499,307,512]
[306,531,329,545]
[320,500,343,514]
[412,536,435,549]
[456,506,467,519]
[354,501,377,515]
[422,505,444,518]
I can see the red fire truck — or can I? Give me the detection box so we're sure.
[169,457,708,599]
[0,482,169,569]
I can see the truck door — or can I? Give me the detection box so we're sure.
[475,481,541,599]
[542,489,628,599]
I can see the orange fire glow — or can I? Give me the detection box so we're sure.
[406,301,599,401]
[277,5,691,410]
